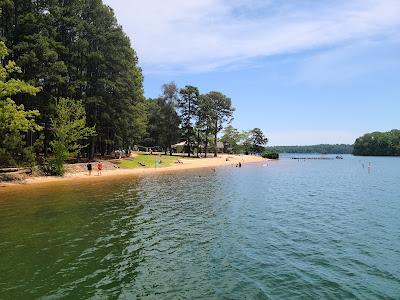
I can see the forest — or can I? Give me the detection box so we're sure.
[353,130,400,156]
[267,144,354,154]
[0,0,268,174]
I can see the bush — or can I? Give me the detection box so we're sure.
[261,151,279,159]
[21,147,36,167]
[0,147,36,167]
[40,159,63,176]
[0,148,15,167]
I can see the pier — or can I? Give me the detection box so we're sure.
[291,157,335,160]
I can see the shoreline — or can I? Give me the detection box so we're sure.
[0,154,265,190]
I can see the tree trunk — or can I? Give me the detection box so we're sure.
[188,100,191,158]
[204,127,209,158]
[196,129,200,158]
[214,120,218,157]
[44,118,50,158]
[204,137,208,158]
[89,136,95,160]
[214,132,218,157]
[186,138,190,157]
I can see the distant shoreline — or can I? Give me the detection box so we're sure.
[0,154,265,190]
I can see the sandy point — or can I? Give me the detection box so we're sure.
[0,154,265,189]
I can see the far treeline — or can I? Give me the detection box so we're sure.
[267,144,354,154]
[353,130,400,156]
[0,0,269,175]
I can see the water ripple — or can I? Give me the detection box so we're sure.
[0,157,400,298]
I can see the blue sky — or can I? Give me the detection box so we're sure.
[103,0,400,145]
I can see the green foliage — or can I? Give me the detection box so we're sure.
[353,130,400,156]
[21,147,37,167]
[243,128,268,154]
[0,99,42,160]
[261,150,279,159]
[144,94,180,155]
[50,98,96,175]
[0,41,42,167]
[196,94,214,157]
[1,0,145,158]
[203,91,234,157]
[268,144,354,154]
[221,125,242,153]
[40,159,60,176]
[2,1,255,169]
[159,83,181,154]
[178,86,200,156]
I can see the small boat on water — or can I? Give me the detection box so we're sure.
[336,155,343,159]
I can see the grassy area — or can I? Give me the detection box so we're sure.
[118,153,192,169]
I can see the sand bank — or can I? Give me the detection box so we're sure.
[0,154,264,188]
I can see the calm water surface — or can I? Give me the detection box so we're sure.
[1,155,400,299]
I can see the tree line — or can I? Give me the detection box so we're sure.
[267,144,354,154]
[0,0,269,174]
[145,83,235,158]
[142,83,268,157]
[353,130,400,156]
[220,125,269,155]
[1,0,145,167]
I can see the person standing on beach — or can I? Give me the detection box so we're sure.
[97,161,103,176]
[87,163,92,176]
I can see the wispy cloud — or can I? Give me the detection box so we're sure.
[296,36,400,84]
[104,0,400,73]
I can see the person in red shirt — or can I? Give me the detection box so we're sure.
[97,161,103,176]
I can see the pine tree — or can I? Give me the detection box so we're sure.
[178,85,199,157]
[0,41,42,167]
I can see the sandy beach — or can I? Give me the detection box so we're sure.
[0,154,264,188]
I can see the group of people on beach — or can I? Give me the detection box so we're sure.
[86,161,103,176]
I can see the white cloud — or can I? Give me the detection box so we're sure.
[296,37,400,84]
[103,0,400,73]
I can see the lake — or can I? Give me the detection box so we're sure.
[1,155,400,299]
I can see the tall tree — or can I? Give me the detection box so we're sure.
[143,88,180,156]
[196,94,213,157]
[178,85,199,157]
[205,91,234,157]
[249,128,268,153]
[0,0,68,156]
[143,98,161,147]
[0,41,42,167]
[61,0,145,157]
[0,0,146,160]
[221,124,242,154]
[241,130,253,155]
[160,82,180,155]
[50,98,96,175]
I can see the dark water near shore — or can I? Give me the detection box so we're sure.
[1,154,400,299]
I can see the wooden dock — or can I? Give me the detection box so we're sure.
[291,157,334,160]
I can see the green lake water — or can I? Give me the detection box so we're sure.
[0,155,400,299]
